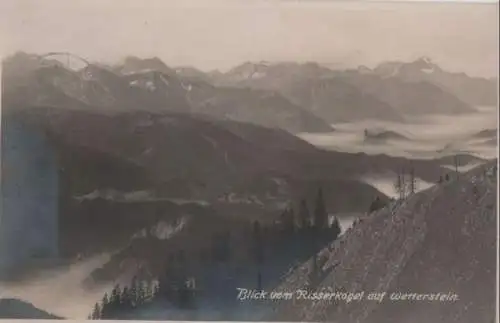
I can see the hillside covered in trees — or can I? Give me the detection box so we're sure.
[85,188,345,320]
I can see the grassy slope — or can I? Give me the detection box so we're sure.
[269,161,497,323]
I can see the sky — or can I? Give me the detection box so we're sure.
[0,0,498,77]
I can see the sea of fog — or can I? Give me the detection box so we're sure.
[298,106,498,160]
[0,254,114,319]
[300,106,497,218]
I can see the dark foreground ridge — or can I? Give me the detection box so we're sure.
[268,161,497,323]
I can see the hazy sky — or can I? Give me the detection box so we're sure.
[1,0,498,77]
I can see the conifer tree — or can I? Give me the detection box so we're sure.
[453,155,459,178]
[252,221,264,265]
[101,293,109,307]
[221,231,231,261]
[177,278,195,309]
[369,196,387,214]
[401,168,407,198]
[153,281,160,298]
[210,233,219,262]
[309,255,318,285]
[394,169,406,200]
[162,262,177,298]
[121,286,132,308]
[279,209,287,232]
[299,199,310,230]
[408,166,417,194]
[330,216,341,240]
[129,276,138,306]
[314,188,328,230]
[144,280,153,301]
[284,207,296,235]
[257,271,262,290]
[110,284,121,308]
[278,208,295,236]
[91,302,101,320]
[100,293,109,319]
[199,248,207,264]
[137,280,146,305]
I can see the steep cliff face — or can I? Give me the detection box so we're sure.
[269,161,497,323]
[0,117,59,278]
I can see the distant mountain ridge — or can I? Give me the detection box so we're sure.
[336,72,474,116]
[372,57,498,107]
[363,128,410,142]
[208,58,480,122]
[471,128,497,139]
[183,79,333,133]
[210,61,404,123]
[2,54,191,114]
[5,53,492,125]
[113,56,178,76]
[2,53,332,133]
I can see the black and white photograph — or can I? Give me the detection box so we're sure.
[0,1,498,322]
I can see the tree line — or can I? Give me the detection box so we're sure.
[394,156,468,200]
[88,276,159,320]
[393,164,419,200]
[251,187,342,289]
[88,187,342,318]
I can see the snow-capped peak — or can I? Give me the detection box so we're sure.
[421,67,435,74]
[229,61,270,80]
[420,56,433,65]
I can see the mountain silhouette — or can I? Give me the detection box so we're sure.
[0,298,63,319]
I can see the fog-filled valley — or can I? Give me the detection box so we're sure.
[299,106,497,160]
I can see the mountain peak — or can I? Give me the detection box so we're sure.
[357,65,373,74]
[410,56,440,70]
[415,56,433,65]
[120,56,174,75]
[373,56,443,78]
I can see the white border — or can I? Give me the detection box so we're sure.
[0,0,498,323]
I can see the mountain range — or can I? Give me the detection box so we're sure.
[4,53,497,135]
[2,53,331,133]
[205,58,495,122]
[373,57,498,107]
